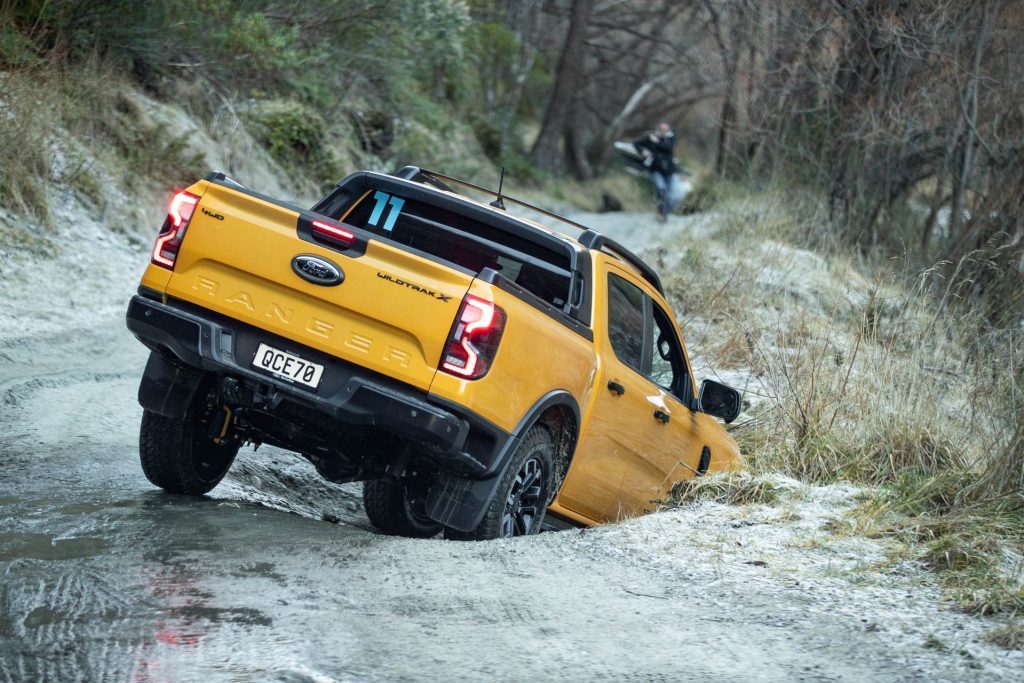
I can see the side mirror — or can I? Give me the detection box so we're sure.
[697,379,741,424]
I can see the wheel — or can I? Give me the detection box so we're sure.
[363,478,443,538]
[139,409,239,495]
[445,424,554,541]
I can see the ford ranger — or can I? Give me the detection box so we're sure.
[126,166,743,540]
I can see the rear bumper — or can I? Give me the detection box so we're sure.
[125,293,510,477]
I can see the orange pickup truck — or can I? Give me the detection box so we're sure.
[126,166,742,540]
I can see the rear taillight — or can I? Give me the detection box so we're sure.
[440,295,506,379]
[151,191,199,270]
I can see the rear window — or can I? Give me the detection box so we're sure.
[343,189,571,308]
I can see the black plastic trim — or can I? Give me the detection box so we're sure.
[295,212,369,258]
[424,389,582,532]
[511,389,581,438]
[138,351,204,419]
[640,294,654,376]
[392,165,455,193]
[579,229,664,295]
[137,285,163,301]
[478,267,594,342]
[541,511,585,532]
[569,248,593,327]
[697,446,711,475]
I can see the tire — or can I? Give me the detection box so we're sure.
[139,409,239,495]
[445,424,554,541]
[363,478,443,538]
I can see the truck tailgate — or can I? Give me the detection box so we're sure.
[162,182,471,391]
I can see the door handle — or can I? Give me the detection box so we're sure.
[653,409,670,424]
[607,380,625,396]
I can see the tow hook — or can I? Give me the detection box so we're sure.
[212,405,234,445]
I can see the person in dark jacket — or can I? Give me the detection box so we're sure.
[634,123,678,222]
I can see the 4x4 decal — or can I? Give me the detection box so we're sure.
[376,271,452,303]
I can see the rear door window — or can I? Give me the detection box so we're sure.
[607,274,646,373]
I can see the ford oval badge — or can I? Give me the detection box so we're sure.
[291,254,344,286]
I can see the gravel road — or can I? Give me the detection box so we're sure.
[1,208,1018,681]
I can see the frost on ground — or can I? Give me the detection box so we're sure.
[592,478,1023,677]
[2,109,1023,677]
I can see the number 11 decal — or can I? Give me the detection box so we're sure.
[368,190,405,233]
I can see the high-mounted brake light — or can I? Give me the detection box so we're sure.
[441,294,506,379]
[312,219,355,246]
[152,191,199,270]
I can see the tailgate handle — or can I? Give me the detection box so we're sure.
[653,409,670,424]
[607,380,625,396]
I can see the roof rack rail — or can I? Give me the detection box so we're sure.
[578,230,664,295]
[392,165,456,193]
[392,165,597,232]
[390,165,665,295]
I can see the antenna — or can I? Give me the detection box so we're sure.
[489,166,506,210]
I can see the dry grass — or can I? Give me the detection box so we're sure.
[666,472,786,506]
[984,623,1024,650]
[653,187,1023,610]
[656,190,1021,499]
[0,56,211,233]
[0,71,54,220]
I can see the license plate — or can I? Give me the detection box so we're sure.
[252,343,324,389]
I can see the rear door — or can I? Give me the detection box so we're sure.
[164,182,471,391]
[558,266,665,522]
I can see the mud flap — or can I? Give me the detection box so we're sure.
[425,435,521,532]
[137,352,204,420]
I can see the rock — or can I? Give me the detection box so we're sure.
[600,192,623,213]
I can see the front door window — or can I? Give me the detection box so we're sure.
[647,303,690,403]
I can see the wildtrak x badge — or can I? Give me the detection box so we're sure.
[376,272,452,303]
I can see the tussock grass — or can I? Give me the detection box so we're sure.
[985,623,1024,650]
[655,186,1023,612]
[0,56,210,231]
[956,576,1024,617]
[666,472,786,506]
[0,72,53,220]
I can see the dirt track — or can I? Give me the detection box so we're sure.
[1,210,1018,681]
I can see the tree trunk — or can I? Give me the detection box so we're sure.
[564,118,594,180]
[529,0,592,174]
[921,181,946,251]
[705,0,743,177]
[949,0,999,241]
